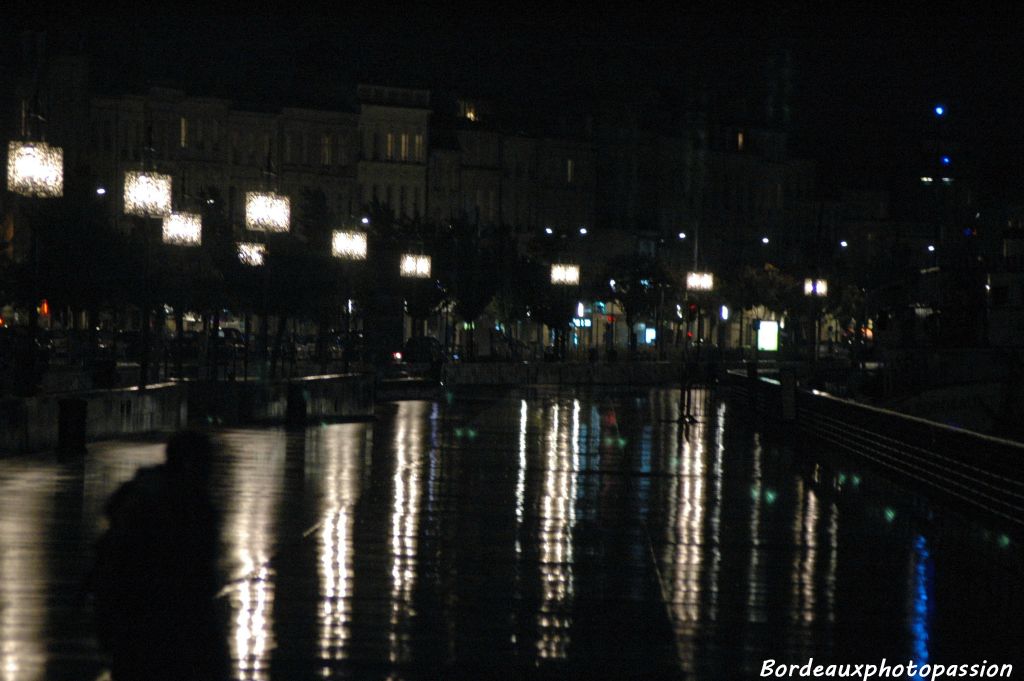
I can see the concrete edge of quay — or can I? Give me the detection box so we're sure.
[0,373,376,456]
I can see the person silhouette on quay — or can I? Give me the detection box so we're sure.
[91,430,229,680]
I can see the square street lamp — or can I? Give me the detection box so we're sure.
[123,170,173,218]
[162,211,202,246]
[238,242,267,267]
[804,278,828,297]
[551,263,580,285]
[400,253,431,278]
[245,191,291,232]
[6,140,63,198]
[332,230,368,260]
[686,271,714,291]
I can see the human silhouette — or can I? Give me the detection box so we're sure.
[91,430,229,680]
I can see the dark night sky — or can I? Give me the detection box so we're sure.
[6,9,1024,201]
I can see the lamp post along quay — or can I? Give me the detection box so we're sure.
[682,270,715,422]
[162,172,203,380]
[332,228,368,372]
[551,263,581,360]
[123,125,173,390]
[804,278,828,362]
[244,150,291,377]
[5,98,64,396]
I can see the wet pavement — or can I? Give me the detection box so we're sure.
[0,387,1022,680]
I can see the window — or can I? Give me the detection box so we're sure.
[321,134,331,166]
[386,133,395,160]
[737,131,745,151]
[400,133,409,161]
[567,158,575,184]
[179,117,188,148]
[414,134,424,161]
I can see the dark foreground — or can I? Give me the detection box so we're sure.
[0,387,1021,680]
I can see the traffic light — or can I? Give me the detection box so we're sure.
[687,303,698,322]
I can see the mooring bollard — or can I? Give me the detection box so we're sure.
[57,398,87,456]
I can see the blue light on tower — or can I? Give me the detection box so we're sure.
[941,156,951,166]
[934,105,945,116]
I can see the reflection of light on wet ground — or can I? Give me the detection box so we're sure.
[910,535,933,671]
[747,433,766,620]
[0,466,52,681]
[516,399,528,555]
[790,479,819,625]
[666,405,705,632]
[389,402,426,665]
[536,400,579,661]
[706,401,726,622]
[317,425,365,668]
[221,431,287,681]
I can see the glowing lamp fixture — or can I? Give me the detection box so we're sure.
[678,232,686,239]
[551,263,580,285]
[237,242,266,267]
[331,230,368,260]
[686,271,714,291]
[840,240,848,248]
[7,140,63,197]
[400,253,431,278]
[123,170,172,217]
[927,244,936,253]
[245,191,290,232]
[162,211,202,246]
[761,236,770,245]
[804,278,828,297]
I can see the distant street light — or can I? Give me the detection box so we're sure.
[237,242,266,266]
[400,253,431,278]
[96,187,106,195]
[761,236,770,245]
[331,230,368,260]
[805,278,828,362]
[544,227,554,235]
[7,140,63,197]
[579,227,588,235]
[123,170,172,217]
[840,240,848,248]
[804,278,828,297]
[361,216,370,225]
[678,232,686,240]
[934,105,945,116]
[162,211,202,246]
[927,244,936,252]
[245,191,290,232]
[686,271,714,291]
[551,263,580,285]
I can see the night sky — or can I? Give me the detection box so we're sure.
[6,10,1024,201]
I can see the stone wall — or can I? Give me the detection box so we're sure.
[0,383,186,455]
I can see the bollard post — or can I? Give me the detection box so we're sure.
[285,383,307,428]
[57,398,87,457]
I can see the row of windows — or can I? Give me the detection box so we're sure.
[284,132,352,167]
[362,183,424,219]
[362,131,426,163]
